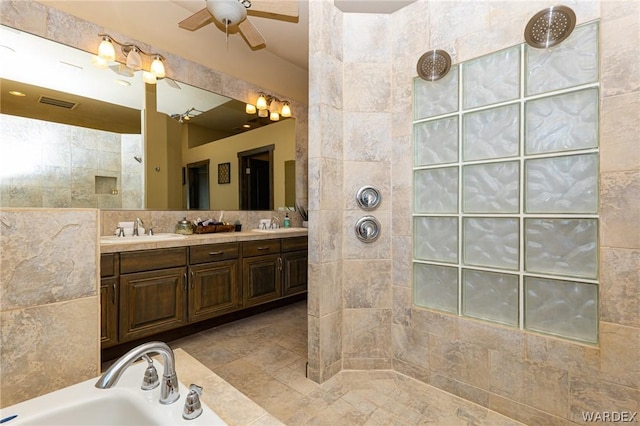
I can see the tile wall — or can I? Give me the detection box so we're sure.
[309,0,639,424]
[0,208,100,407]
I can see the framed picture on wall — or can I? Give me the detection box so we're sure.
[218,162,231,184]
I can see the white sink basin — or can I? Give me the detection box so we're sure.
[251,227,307,233]
[100,233,187,244]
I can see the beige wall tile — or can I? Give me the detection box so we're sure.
[600,170,640,249]
[343,260,391,309]
[343,63,391,113]
[343,308,392,359]
[599,322,640,389]
[599,248,640,328]
[0,297,99,407]
[343,14,391,64]
[343,113,392,162]
[600,92,640,173]
[569,375,640,423]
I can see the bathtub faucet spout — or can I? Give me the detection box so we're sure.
[95,341,179,405]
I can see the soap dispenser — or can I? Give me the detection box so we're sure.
[283,213,290,228]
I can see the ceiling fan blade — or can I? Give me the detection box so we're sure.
[247,0,299,18]
[238,19,266,48]
[178,8,213,31]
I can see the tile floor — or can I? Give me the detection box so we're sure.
[169,301,523,425]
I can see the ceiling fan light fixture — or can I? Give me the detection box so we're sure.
[206,0,247,26]
[98,36,116,62]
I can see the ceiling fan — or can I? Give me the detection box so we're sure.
[178,0,299,49]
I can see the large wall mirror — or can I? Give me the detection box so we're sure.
[0,24,296,211]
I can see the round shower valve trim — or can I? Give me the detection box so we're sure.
[355,216,381,243]
[356,185,382,211]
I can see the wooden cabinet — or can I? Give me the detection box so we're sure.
[100,253,119,348]
[118,248,187,343]
[100,235,307,350]
[242,239,282,307]
[281,237,308,296]
[188,243,240,322]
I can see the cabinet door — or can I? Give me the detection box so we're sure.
[189,260,240,322]
[282,250,308,296]
[119,267,187,342]
[100,277,118,348]
[242,254,281,307]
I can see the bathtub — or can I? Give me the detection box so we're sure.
[0,359,227,425]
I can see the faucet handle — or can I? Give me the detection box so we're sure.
[141,354,159,390]
[182,384,203,420]
[116,226,125,237]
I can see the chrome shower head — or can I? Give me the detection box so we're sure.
[524,5,576,49]
[416,49,452,81]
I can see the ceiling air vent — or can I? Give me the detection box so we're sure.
[38,95,78,110]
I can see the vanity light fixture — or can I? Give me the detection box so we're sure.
[246,93,292,121]
[95,33,167,84]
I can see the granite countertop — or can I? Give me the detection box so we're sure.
[100,229,308,253]
[173,348,283,425]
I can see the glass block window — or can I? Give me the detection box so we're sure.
[412,22,599,343]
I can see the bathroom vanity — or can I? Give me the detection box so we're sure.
[99,231,307,352]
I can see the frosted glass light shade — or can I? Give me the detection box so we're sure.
[245,103,256,114]
[281,102,291,117]
[125,48,142,71]
[98,37,116,62]
[256,94,268,110]
[206,0,247,26]
[150,56,165,78]
[142,71,157,84]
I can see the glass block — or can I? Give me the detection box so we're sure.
[463,46,520,109]
[525,154,598,214]
[525,88,599,155]
[414,66,459,120]
[463,162,519,213]
[463,104,520,161]
[414,167,458,213]
[526,22,599,96]
[414,216,458,263]
[414,117,458,166]
[463,269,519,326]
[525,218,598,279]
[525,277,598,343]
[463,218,519,270]
[414,263,458,313]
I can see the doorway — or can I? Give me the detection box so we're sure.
[186,160,210,210]
[238,144,274,210]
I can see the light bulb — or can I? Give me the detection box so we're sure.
[125,47,142,71]
[258,108,268,118]
[281,102,291,117]
[245,103,256,114]
[256,94,267,110]
[150,55,165,78]
[98,36,116,62]
[142,71,157,84]
[270,112,280,121]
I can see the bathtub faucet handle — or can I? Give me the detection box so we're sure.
[182,384,203,420]
[140,354,159,390]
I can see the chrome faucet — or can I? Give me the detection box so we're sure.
[133,218,143,236]
[95,341,180,405]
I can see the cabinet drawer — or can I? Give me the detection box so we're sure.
[100,253,119,278]
[281,236,308,253]
[242,239,281,257]
[120,248,187,274]
[190,242,239,264]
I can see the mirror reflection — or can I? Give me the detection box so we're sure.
[0,25,295,210]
